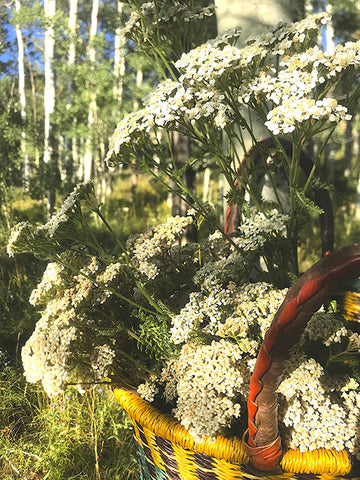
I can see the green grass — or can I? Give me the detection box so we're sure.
[0,360,139,479]
[102,170,171,238]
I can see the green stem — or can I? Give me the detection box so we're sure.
[303,125,336,194]
[93,208,169,318]
[288,137,303,274]
[55,255,156,315]
[117,349,158,377]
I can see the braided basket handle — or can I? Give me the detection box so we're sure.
[244,243,360,471]
[225,137,334,256]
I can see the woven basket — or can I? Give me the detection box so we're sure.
[114,244,360,480]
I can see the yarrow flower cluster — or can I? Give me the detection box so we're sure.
[265,97,351,135]
[137,375,159,403]
[106,11,360,170]
[170,279,287,349]
[29,262,65,306]
[131,214,194,279]
[301,311,348,347]
[278,354,360,456]
[159,341,246,442]
[106,80,233,165]
[36,181,98,239]
[236,208,289,251]
[246,12,330,52]
[6,182,100,259]
[170,279,236,344]
[22,254,120,396]
[217,282,287,343]
[7,221,32,257]
[175,43,268,87]
[276,310,360,457]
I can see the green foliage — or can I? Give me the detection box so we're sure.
[136,310,174,365]
[0,205,46,357]
[10,192,48,224]
[0,253,43,358]
[0,361,139,479]
[316,0,360,41]
[0,76,22,191]
[10,0,43,29]
[121,0,217,63]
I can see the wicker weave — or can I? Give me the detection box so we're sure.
[113,388,356,480]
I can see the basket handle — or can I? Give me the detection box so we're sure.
[243,243,360,471]
[225,137,334,256]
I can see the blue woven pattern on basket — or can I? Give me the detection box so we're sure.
[137,436,168,480]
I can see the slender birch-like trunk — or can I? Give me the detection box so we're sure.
[43,0,57,213]
[214,0,298,224]
[129,67,143,202]
[103,0,125,199]
[323,2,336,183]
[202,168,211,203]
[65,0,79,185]
[133,68,143,111]
[113,1,125,104]
[15,0,29,192]
[68,0,78,78]
[27,60,40,169]
[83,0,99,182]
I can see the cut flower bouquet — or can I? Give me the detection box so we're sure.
[8,8,360,476]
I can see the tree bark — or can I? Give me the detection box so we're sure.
[344,117,353,178]
[64,0,79,187]
[26,60,40,171]
[83,0,99,182]
[114,1,125,104]
[15,0,30,192]
[43,0,57,213]
[214,0,301,222]
[129,67,143,202]
[215,0,299,39]
[202,168,211,203]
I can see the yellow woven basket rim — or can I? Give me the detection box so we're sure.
[113,387,352,476]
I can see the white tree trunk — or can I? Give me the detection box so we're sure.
[43,0,56,213]
[214,0,297,221]
[15,0,30,192]
[216,0,297,38]
[322,2,335,53]
[113,1,125,104]
[215,0,296,151]
[83,0,99,182]
[43,0,56,166]
[27,61,40,169]
[65,0,79,184]
[202,168,211,203]
[68,0,78,66]
[133,68,143,111]
[129,67,143,201]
